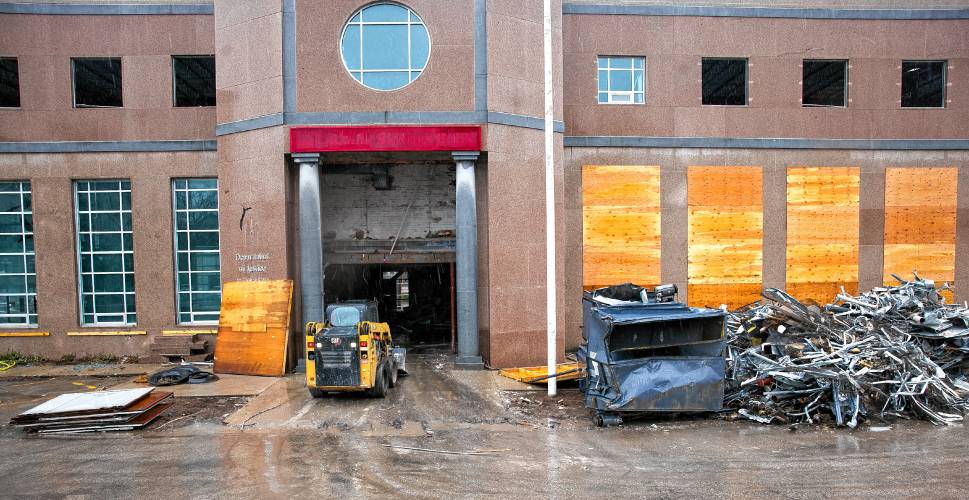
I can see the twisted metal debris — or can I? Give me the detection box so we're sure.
[725,274,969,427]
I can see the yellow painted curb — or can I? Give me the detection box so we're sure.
[0,331,50,337]
[67,330,147,336]
[161,329,218,336]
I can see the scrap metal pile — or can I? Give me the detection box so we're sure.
[725,274,969,427]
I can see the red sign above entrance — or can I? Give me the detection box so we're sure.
[290,125,482,153]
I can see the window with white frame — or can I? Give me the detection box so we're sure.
[0,182,36,326]
[597,56,645,104]
[75,180,136,326]
[173,179,221,324]
[340,2,431,91]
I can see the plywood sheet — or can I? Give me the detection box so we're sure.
[214,280,293,377]
[582,165,661,290]
[883,167,957,297]
[688,166,763,309]
[786,167,860,302]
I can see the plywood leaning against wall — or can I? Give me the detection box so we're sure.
[786,167,860,302]
[214,280,294,377]
[582,165,661,290]
[687,166,763,309]
[883,167,958,299]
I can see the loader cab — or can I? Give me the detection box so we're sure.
[327,301,379,326]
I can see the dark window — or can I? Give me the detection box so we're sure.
[802,60,847,107]
[72,58,122,108]
[902,60,946,108]
[173,55,215,107]
[702,58,747,106]
[0,58,20,108]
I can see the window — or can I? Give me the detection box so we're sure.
[340,2,430,91]
[173,179,221,324]
[75,181,135,326]
[802,60,847,107]
[702,58,747,106]
[72,58,122,108]
[902,60,946,108]
[172,55,215,107]
[329,306,361,327]
[395,272,409,311]
[0,182,36,326]
[597,56,645,104]
[0,58,19,108]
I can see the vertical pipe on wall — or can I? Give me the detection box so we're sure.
[453,151,482,367]
[450,261,456,353]
[543,0,557,397]
[294,153,324,329]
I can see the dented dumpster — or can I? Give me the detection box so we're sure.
[578,284,727,426]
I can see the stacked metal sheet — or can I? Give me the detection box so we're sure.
[725,274,969,427]
[10,387,173,434]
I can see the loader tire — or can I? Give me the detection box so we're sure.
[389,361,399,388]
[369,363,389,398]
[309,388,325,398]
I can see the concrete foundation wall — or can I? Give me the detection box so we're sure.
[564,146,969,350]
[0,150,217,358]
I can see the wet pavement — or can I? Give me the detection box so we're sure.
[1,355,968,498]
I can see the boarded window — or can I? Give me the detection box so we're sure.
[0,58,19,108]
[902,60,946,108]
[802,60,847,107]
[173,55,215,107]
[72,58,122,108]
[702,58,746,106]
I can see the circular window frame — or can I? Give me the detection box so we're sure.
[339,2,432,92]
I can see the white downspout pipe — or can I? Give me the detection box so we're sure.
[543,0,557,397]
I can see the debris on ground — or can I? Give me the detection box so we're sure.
[498,362,584,384]
[725,274,969,427]
[10,387,173,433]
[147,365,218,386]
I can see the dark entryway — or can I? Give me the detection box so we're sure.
[324,263,454,349]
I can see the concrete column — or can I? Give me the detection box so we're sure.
[294,153,324,327]
[453,151,482,368]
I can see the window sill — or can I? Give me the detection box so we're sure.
[900,106,946,110]
[597,102,646,106]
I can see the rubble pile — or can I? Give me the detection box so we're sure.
[725,274,969,427]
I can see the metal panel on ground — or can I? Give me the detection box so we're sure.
[884,167,958,300]
[687,166,763,309]
[582,165,661,290]
[786,167,860,302]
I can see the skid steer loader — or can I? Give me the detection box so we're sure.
[305,300,406,398]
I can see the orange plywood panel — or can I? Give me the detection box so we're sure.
[582,165,661,290]
[688,166,763,309]
[786,167,860,303]
[214,280,294,377]
[883,167,957,290]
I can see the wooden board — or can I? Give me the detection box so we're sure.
[214,280,293,377]
[687,166,763,309]
[786,167,860,302]
[883,167,957,299]
[582,165,661,290]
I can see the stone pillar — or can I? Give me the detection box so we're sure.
[453,151,482,368]
[294,153,324,327]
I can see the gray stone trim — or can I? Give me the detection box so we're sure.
[0,2,213,15]
[215,113,285,136]
[563,136,969,150]
[488,112,566,133]
[282,0,296,115]
[286,111,487,125]
[474,0,487,112]
[0,140,216,153]
[562,3,969,20]
[217,111,567,135]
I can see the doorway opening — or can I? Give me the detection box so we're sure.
[324,263,454,349]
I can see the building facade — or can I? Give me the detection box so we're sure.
[0,0,967,368]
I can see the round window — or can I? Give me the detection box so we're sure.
[340,3,430,91]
